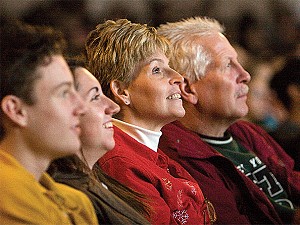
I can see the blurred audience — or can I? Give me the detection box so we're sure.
[21,0,93,56]
[269,57,300,171]
[237,12,274,61]
[245,59,288,132]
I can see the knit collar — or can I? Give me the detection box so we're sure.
[199,131,233,145]
[113,118,162,152]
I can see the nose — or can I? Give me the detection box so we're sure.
[73,92,87,116]
[237,63,251,84]
[169,69,184,85]
[104,95,120,115]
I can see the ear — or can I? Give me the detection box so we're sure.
[287,84,300,101]
[1,95,28,127]
[180,78,198,104]
[110,80,131,105]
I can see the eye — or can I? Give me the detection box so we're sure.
[91,94,100,102]
[226,62,232,68]
[62,88,71,98]
[152,66,162,74]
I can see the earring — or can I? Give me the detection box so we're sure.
[124,100,130,105]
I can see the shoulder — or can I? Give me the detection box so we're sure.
[161,121,186,135]
[46,174,98,224]
[0,153,38,196]
[229,120,271,140]
[51,177,93,205]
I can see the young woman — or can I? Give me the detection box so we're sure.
[48,58,151,225]
[86,19,215,224]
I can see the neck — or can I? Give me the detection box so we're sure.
[120,108,167,132]
[179,103,231,137]
[78,147,107,170]
[113,118,162,152]
[0,134,49,181]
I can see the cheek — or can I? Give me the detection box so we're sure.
[80,112,103,135]
[132,86,161,107]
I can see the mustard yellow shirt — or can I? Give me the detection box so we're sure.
[0,150,98,224]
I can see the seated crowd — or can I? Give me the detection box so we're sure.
[1,15,299,225]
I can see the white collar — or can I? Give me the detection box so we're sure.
[113,118,162,152]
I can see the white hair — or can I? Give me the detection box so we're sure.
[158,17,225,82]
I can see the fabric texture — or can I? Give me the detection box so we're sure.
[159,120,300,224]
[0,150,98,225]
[50,156,150,225]
[98,126,211,225]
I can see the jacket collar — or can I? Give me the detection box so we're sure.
[161,121,223,159]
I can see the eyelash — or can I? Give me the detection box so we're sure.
[152,67,162,74]
[62,89,70,97]
[91,94,100,101]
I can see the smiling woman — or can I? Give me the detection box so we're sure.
[86,19,213,224]
[48,57,151,225]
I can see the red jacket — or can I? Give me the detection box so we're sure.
[99,126,211,225]
[159,120,299,224]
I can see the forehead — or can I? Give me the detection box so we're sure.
[34,55,74,92]
[74,67,101,93]
[142,51,169,65]
[199,33,236,57]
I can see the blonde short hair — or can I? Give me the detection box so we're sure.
[86,19,171,99]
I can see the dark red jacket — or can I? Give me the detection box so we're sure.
[159,120,299,224]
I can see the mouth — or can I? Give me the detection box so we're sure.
[166,93,182,100]
[103,121,113,129]
[236,86,249,98]
[72,124,81,135]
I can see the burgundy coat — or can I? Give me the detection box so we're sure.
[159,120,299,224]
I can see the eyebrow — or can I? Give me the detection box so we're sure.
[53,81,73,91]
[149,58,165,64]
[88,86,99,94]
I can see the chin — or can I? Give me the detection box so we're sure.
[54,145,80,159]
[240,107,249,117]
[104,141,116,152]
[175,109,186,118]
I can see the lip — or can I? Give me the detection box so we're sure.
[236,86,249,98]
[72,124,81,135]
[238,94,248,99]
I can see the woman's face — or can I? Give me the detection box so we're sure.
[74,67,120,152]
[125,52,185,131]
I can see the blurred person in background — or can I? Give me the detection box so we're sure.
[22,0,93,56]
[269,57,300,171]
[246,61,287,132]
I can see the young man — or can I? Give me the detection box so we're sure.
[0,20,97,224]
[158,17,299,224]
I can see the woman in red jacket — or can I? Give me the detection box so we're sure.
[85,19,216,225]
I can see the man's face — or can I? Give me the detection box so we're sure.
[24,55,86,159]
[190,33,251,123]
